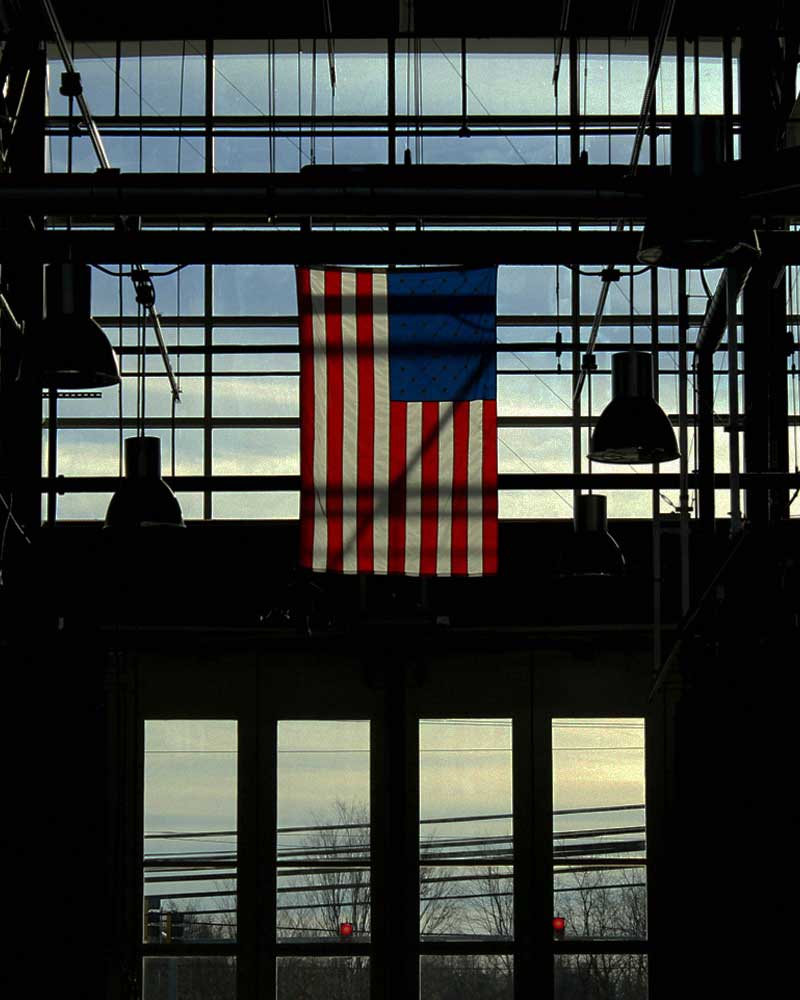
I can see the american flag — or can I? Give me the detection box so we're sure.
[296,265,498,576]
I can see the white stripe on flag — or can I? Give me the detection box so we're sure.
[310,268,328,572]
[437,401,454,576]
[467,400,484,576]
[340,271,359,573]
[405,402,422,576]
[371,272,390,574]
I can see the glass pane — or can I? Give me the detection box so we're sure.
[277,957,369,999]
[421,865,513,941]
[143,957,236,1000]
[420,719,512,941]
[277,721,370,942]
[421,955,513,999]
[552,719,646,942]
[143,721,237,944]
[554,955,647,1000]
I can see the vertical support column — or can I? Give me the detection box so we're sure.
[739,27,790,523]
[203,39,214,519]
[0,39,46,549]
[382,660,418,1000]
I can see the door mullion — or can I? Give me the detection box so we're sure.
[513,695,534,998]
[258,666,278,997]
[531,697,554,998]
[237,669,259,1000]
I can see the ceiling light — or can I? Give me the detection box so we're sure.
[588,351,679,465]
[22,262,121,388]
[558,494,625,578]
[636,212,761,269]
[104,436,185,530]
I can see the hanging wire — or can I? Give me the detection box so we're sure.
[414,36,422,165]
[405,32,412,156]
[429,40,529,164]
[554,36,560,165]
[297,38,303,171]
[629,267,635,345]
[581,38,588,155]
[607,36,612,164]
[267,39,276,173]
[587,352,593,492]
[310,38,317,165]
[118,265,124,476]
[330,46,336,164]
[171,38,188,480]
[136,300,142,437]
[138,39,143,171]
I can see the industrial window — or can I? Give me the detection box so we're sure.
[39,36,798,526]
[137,663,649,998]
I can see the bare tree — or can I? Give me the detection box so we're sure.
[555,866,647,1000]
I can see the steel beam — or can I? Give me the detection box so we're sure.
[29,471,800,494]
[1,228,798,265]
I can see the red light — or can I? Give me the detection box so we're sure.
[339,922,354,938]
[553,917,566,933]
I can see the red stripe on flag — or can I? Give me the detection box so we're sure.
[297,267,315,569]
[482,399,498,574]
[420,401,440,575]
[355,271,375,573]
[388,400,407,574]
[325,270,344,572]
[450,400,469,575]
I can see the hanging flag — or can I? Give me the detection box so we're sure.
[296,265,498,577]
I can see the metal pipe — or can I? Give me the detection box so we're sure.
[40,0,180,404]
[677,270,691,613]
[40,0,111,170]
[4,229,797,266]
[726,266,743,533]
[695,267,751,355]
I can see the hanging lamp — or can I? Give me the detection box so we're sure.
[588,351,679,464]
[637,116,761,269]
[104,436,185,530]
[22,262,121,388]
[558,494,625,577]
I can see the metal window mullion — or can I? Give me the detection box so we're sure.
[203,39,214,519]
[259,667,278,998]
[571,222,582,511]
[531,695,554,997]
[512,690,533,998]
[237,669,259,1000]
[370,683,387,1000]
[722,35,734,162]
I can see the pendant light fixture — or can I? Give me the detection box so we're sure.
[558,494,625,577]
[104,436,185,530]
[22,262,121,388]
[637,116,761,269]
[588,351,679,464]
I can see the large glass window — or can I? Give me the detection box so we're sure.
[41,35,775,526]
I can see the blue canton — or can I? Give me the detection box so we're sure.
[387,267,497,403]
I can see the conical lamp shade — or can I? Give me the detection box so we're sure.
[104,436,185,530]
[22,263,121,388]
[558,494,625,577]
[588,351,679,464]
[637,212,761,269]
